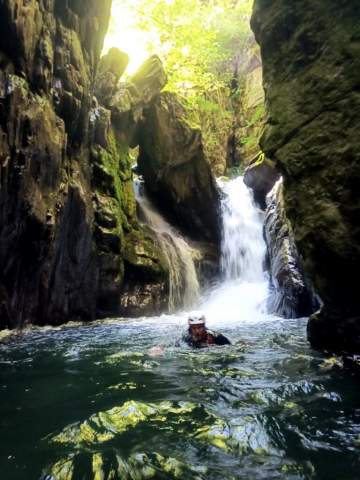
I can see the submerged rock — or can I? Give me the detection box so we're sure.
[252,1,360,352]
[265,180,319,318]
[137,92,221,245]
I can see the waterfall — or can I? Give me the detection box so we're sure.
[134,180,200,311]
[220,176,266,282]
[200,176,269,327]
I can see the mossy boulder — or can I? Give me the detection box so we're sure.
[120,228,169,317]
[252,0,360,352]
[137,92,221,245]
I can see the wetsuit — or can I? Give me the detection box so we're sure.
[182,329,231,348]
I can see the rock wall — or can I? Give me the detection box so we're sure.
[0,5,221,328]
[252,1,360,352]
[244,155,280,209]
[0,0,112,328]
[0,2,171,327]
[138,92,221,245]
[229,39,265,170]
[265,180,319,319]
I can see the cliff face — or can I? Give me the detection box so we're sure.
[252,1,360,352]
[230,39,265,170]
[0,0,112,328]
[0,1,169,327]
[0,3,221,328]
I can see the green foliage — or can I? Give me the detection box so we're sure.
[119,0,254,170]
[246,104,265,128]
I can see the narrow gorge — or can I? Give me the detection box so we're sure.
[0,1,359,479]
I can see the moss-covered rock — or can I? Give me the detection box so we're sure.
[90,123,169,317]
[120,228,169,317]
[230,42,265,169]
[252,0,360,352]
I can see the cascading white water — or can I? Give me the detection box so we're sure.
[134,180,200,311]
[199,176,270,327]
[220,176,266,282]
[132,176,271,332]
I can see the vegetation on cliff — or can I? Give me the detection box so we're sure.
[106,0,263,174]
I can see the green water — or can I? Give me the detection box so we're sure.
[1,316,360,480]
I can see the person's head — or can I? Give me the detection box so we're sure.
[188,314,207,341]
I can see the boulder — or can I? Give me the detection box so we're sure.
[308,308,360,354]
[244,154,280,209]
[95,48,129,105]
[137,92,222,245]
[108,55,167,145]
[265,180,319,318]
[252,0,360,352]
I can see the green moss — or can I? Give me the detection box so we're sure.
[92,126,169,290]
[92,128,139,241]
[246,104,265,129]
[123,229,168,280]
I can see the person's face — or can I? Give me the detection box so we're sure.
[189,324,207,341]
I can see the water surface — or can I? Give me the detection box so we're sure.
[1,315,360,480]
[1,178,359,480]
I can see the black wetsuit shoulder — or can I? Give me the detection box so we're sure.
[181,330,231,348]
[207,330,231,346]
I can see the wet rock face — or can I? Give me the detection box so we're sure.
[137,92,221,245]
[265,181,319,319]
[0,0,111,328]
[252,1,360,351]
[244,156,280,209]
[92,55,170,318]
[0,7,222,327]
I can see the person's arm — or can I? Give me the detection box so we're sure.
[147,345,165,357]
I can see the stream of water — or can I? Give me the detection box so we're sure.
[134,180,200,311]
[1,178,360,480]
